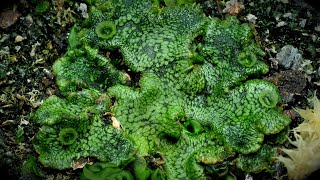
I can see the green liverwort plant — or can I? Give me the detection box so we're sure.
[32,0,291,179]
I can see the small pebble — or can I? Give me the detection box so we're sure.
[246,14,257,24]
[14,35,24,43]
[276,21,287,27]
[24,14,33,27]
[299,19,307,28]
[276,45,303,70]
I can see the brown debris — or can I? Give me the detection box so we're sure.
[222,0,245,16]
[0,6,21,29]
[71,158,94,170]
[266,70,307,103]
[283,109,300,119]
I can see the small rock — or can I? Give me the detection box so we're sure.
[245,174,253,180]
[283,12,292,18]
[20,119,29,125]
[14,45,20,52]
[24,14,33,27]
[78,3,88,18]
[283,109,300,120]
[311,34,317,42]
[0,7,21,29]
[299,19,307,28]
[246,14,257,24]
[14,35,24,43]
[0,34,10,43]
[315,24,320,32]
[30,41,41,57]
[276,45,304,70]
[222,0,245,16]
[276,21,287,27]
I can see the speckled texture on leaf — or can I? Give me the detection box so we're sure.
[33,0,291,178]
[33,89,135,169]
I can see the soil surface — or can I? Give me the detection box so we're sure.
[0,0,319,179]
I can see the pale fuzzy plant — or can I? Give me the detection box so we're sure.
[277,94,320,180]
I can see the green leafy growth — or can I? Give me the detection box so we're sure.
[237,51,257,68]
[133,157,151,180]
[16,125,24,144]
[108,73,184,155]
[81,162,133,180]
[80,159,165,180]
[204,161,229,178]
[163,0,176,6]
[132,157,165,180]
[33,0,291,178]
[68,26,82,49]
[162,132,234,179]
[197,16,268,96]
[95,21,117,40]
[184,119,203,135]
[85,0,97,5]
[150,168,165,180]
[53,46,130,94]
[32,89,135,169]
[177,0,199,5]
[271,126,290,144]
[236,145,277,173]
[21,155,42,178]
[58,128,78,145]
[35,1,50,13]
[157,0,198,7]
[259,89,279,108]
[199,80,290,154]
[81,0,206,72]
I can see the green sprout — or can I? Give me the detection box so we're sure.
[58,128,78,145]
[95,21,117,40]
[259,89,279,108]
